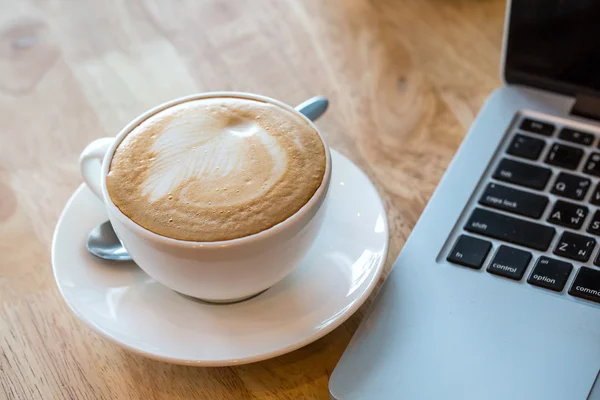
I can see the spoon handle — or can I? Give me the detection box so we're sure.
[295,96,329,122]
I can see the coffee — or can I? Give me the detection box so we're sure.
[106,96,327,242]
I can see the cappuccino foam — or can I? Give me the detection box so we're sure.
[106,97,327,241]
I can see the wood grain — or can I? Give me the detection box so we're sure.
[0,0,505,398]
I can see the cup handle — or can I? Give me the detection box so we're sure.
[79,137,114,200]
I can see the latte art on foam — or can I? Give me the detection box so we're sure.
[142,107,287,206]
[106,97,327,242]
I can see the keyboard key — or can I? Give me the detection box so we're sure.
[569,267,600,304]
[553,231,596,262]
[507,134,545,160]
[478,183,548,219]
[588,210,600,236]
[590,183,600,206]
[528,256,572,292]
[465,208,556,251]
[545,143,584,170]
[594,250,600,267]
[520,118,555,136]
[487,245,531,280]
[559,127,595,146]
[583,153,600,177]
[550,172,591,201]
[493,158,551,190]
[447,235,491,269]
[547,200,588,229]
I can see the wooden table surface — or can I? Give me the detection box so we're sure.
[0,0,506,398]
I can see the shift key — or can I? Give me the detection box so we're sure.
[569,267,600,304]
[465,208,556,251]
[493,158,552,190]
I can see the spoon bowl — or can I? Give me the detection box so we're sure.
[87,220,133,261]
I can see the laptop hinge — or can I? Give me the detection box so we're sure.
[571,93,600,122]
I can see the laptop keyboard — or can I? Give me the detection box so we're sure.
[446,115,600,305]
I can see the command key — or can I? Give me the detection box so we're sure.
[569,267,600,304]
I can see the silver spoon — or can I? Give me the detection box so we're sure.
[87,96,330,261]
[87,221,132,261]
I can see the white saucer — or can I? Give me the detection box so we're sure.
[52,149,388,366]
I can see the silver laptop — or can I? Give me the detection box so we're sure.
[329,1,600,399]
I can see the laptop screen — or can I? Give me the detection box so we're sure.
[505,0,600,97]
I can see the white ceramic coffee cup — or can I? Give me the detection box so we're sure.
[79,92,331,303]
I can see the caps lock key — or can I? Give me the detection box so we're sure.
[479,183,548,219]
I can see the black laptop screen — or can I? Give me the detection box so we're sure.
[505,0,600,96]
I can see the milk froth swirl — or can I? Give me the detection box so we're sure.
[106,97,327,242]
